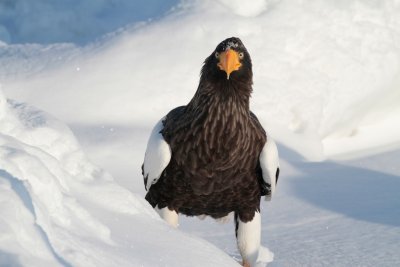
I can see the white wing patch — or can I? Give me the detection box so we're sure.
[259,136,280,201]
[143,117,171,191]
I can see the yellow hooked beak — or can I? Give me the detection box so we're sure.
[217,49,242,80]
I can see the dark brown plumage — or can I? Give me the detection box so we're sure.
[144,37,270,223]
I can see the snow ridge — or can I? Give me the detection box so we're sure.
[0,87,237,267]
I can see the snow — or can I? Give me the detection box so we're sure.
[0,0,179,44]
[1,0,400,266]
[218,0,269,17]
[3,0,400,160]
[0,88,238,266]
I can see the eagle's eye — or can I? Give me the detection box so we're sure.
[215,52,220,59]
[239,52,244,59]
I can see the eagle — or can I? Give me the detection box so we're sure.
[142,37,280,267]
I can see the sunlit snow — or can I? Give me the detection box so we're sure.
[0,0,399,266]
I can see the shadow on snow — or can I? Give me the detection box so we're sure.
[279,144,400,227]
[0,169,74,267]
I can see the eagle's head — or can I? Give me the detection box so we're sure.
[201,37,253,85]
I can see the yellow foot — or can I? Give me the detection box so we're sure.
[242,261,251,267]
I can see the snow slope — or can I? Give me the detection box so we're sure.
[0,0,179,44]
[1,0,400,266]
[0,87,238,266]
[3,0,400,161]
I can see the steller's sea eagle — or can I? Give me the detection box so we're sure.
[142,37,280,267]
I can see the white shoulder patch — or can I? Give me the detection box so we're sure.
[259,136,280,201]
[143,117,171,191]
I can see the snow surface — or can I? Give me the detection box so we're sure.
[1,0,400,266]
[0,87,238,266]
[0,0,179,44]
[3,0,400,161]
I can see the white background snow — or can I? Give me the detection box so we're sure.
[0,0,399,266]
